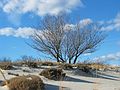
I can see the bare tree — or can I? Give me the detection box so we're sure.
[30,14,106,64]
[30,15,67,63]
[62,23,106,64]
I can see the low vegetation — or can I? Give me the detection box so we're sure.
[40,68,66,80]
[41,61,54,66]
[0,62,13,70]
[76,62,108,73]
[2,75,44,90]
[77,64,93,73]
[59,63,74,70]
[0,57,13,70]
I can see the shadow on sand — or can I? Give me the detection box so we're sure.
[45,84,70,90]
[64,76,94,83]
[96,75,120,81]
[72,69,119,81]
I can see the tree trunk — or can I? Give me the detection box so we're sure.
[69,59,71,64]
[73,56,78,64]
[57,59,59,62]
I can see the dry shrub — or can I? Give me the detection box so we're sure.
[14,61,38,68]
[12,61,23,66]
[42,61,54,66]
[52,62,63,66]
[16,61,38,68]
[76,64,92,73]
[0,62,13,70]
[40,68,66,80]
[5,75,44,90]
[89,63,107,70]
[18,55,41,68]
[59,63,73,70]
[77,63,108,73]
[27,62,38,68]
[77,63,107,70]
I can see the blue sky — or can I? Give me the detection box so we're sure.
[0,0,120,65]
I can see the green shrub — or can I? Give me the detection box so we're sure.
[40,68,66,80]
[4,75,44,90]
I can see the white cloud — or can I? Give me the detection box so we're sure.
[0,27,35,38]
[0,18,93,39]
[101,13,120,31]
[79,18,93,28]
[114,13,120,27]
[64,18,93,31]
[1,0,83,16]
[0,0,83,26]
[83,53,92,56]
[93,52,120,62]
[64,24,75,31]
[0,28,14,36]
[14,27,35,38]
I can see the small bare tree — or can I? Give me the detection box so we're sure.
[62,23,105,64]
[30,14,106,64]
[31,15,66,63]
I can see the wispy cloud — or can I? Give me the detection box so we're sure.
[79,18,93,27]
[0,12,120,39]
[101,13,120,31]
[0,0,83,26]
[0,27,35,38]
[1,0,83,16]
[93,52,120,62]
[0,18,93,38]
[64,18,93,30]
[83,53,92,56]
[64,12,120,32]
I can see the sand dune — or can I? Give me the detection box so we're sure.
[0,66,120,90]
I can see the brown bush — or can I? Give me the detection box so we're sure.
[89,63,107,70]
[42,61,54,66]
[27,62,38,68]
[76,64,93,73]
[16,61,38,68]
[12,61,23,66]
[40,68,66,80]
[59,64,73,70]
[0,62,13,70]
[5,75,44,90]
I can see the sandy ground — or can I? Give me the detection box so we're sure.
[0,66,120,90]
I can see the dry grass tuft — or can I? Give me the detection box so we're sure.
[0,62,13,70]
[40,68,66,80]
[59,63,74,70]
[76,63,108,73]
[76,64,92,73]
[41,61,54,66]
[2,75,44,90]
[27,62,38,68]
